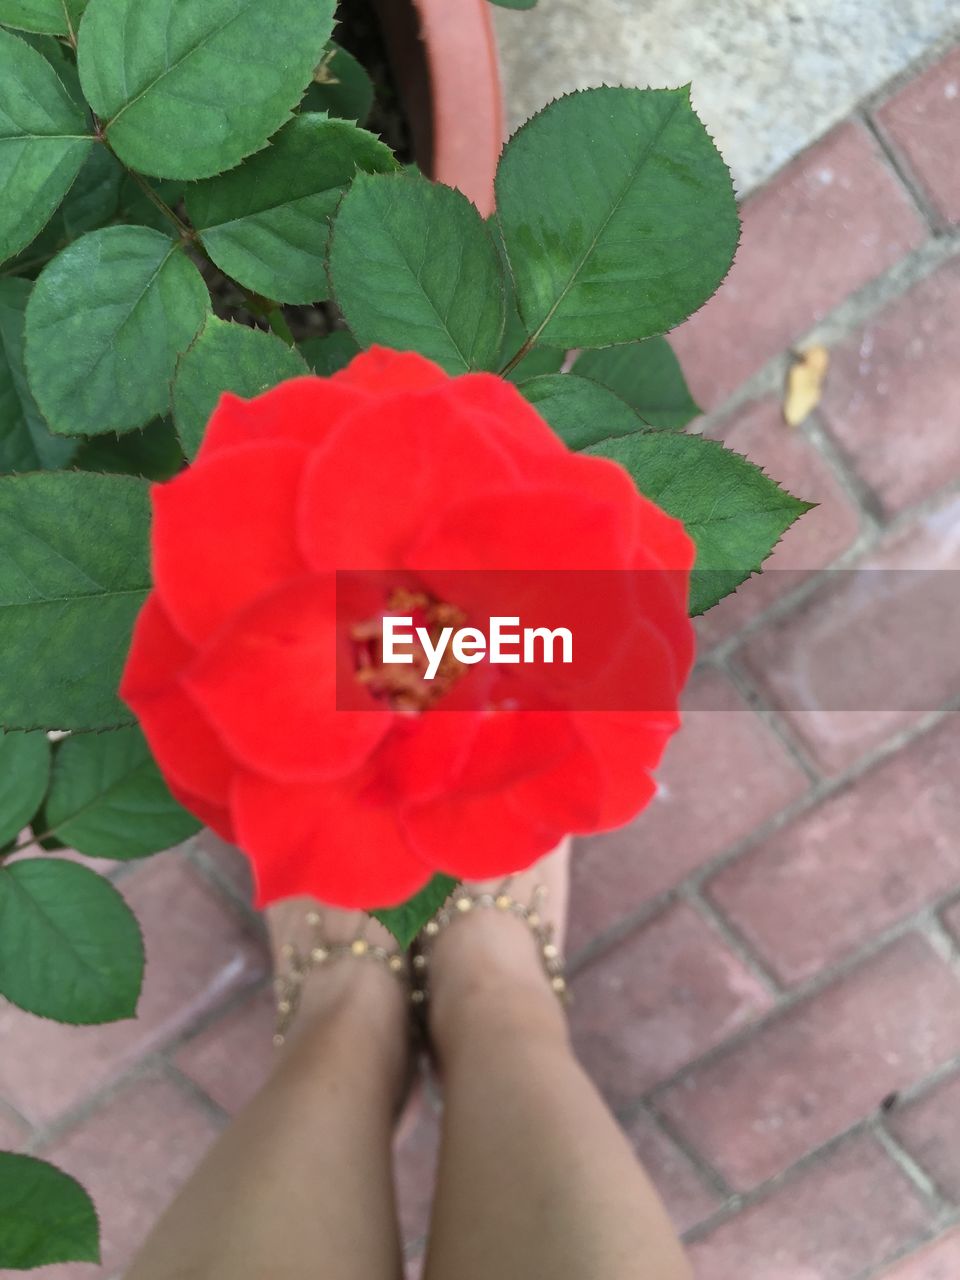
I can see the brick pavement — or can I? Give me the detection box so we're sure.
[5,41,960,1280]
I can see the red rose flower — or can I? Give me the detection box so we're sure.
[121,347,695,909]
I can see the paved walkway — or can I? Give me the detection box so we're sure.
[492,0,960,193]
[4,35,960,1280]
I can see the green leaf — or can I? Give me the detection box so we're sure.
[301,42,374,123]
[0,1152,99,1269]
[0,856,143,1021]
[187,115,397,305]
[172,315,308,459]
[77,0,336,180]
[504,342,564,384]
[496,282,564,382]
[585,432,813,615]
[0,0,87,36]
[0,27,93,264]
[0,278,78,472]
[519,373,645,449]
[74,416,184,480]
[24,225,210,435]
[488,0,537,7]
[57,142,124,238]
[495,86,739,348]
[0,730,49,846]
[373,874,457,949]
[117,174,185,234]
[9,135,122,263]
[15,27,70,66]
[572,337,701,430]
[329,169,506,373]
[0,470,150,730]
[44,726,200,859]
[299,328,360,376]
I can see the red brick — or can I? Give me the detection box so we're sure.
[820,259,960,515]
[174,986,275,1115]
[6,841,120,876]
[192,827,255,903]
[671,122,926,410]
[393,1092,441,1247]
[625,1109,722,1234]
[656,936,960,1190]
[738,497,960,774]
[0,1100,30,1149]
[569,670,808,953]
[942,897,960,943]
[570,902,772,1105]
[887,1069,960,1202]
[697,397,862,646]
[36,1074,221,1279]
[0,853,266,1126]
[688,1135,931,1280]
[707,716,960,984]
[875,45,960,225]
[878,1229,960,1279]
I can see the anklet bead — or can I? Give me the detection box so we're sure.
[413,884,570,1009]
[272,915,411,1047]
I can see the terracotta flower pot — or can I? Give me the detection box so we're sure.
[373,0,505,216]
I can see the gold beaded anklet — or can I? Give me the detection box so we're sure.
[273,911,411,1047]
[413,883,570,1004]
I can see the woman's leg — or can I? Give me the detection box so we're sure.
[422,843,691,1280]
[125,901,409,1280]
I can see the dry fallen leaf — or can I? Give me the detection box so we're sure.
[783,344,830,426]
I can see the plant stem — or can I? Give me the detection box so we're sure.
[1,829,53,860]
[118,158,195,241]
[61,0,77,48]
[498,334,536,378]
[1,252,57,279]
[239,287,296,346]
[265,307,296,347]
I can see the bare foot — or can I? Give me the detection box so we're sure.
[264,897,413,1103]
[425,838,572,1060]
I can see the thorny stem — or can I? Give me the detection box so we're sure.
[103,139,196,241]
[96,126,296,341]
[264,306,296,346]
[1,252,57,279]
[498,334,536,378]
[241,288,297,346]
[25,95,296,351]
[61,0,77,49]
[0,829,54,862]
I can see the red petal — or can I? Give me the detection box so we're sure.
[331,346,449,393]
[232,767,432,909]
[372,709,482,805]
[195,378,370,462]
[403,786,563,880]
[151,441,310,645]
[452,373,568,463]
[401,712,583,876]
[185,576,392,783]
[298,392,521,570]
[167,779,236,843]
[571,711,672,829]
[407,483,631,575]
[120,595,236,807]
